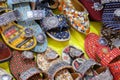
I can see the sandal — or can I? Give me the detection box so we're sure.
[96,46,120,80]
[0,42,12,63]
[58,0,90,34]
[72,58,113,80]
[36,1,70,41]
[85,33,108,60]
[0,9,37,51]
[7,0,48,53]
[40,14,70,41]
[101,2,120,49]
[62,45,84,65]
[79,0,103,21]
[0,68,13,80]
[10,51,47,80]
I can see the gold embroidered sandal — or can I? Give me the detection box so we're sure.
[0,9,37,51]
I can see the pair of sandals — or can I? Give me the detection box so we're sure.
[62,45,113,80]
[85,33,120,80]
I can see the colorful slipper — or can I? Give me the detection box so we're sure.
[0,9,37,51]
[0,68,13,80]
[0,42,12,63]
[36,0,59,10]
[96,46,120,80]
[102,2,120,29]
[46,61,80,80]
[78,0,103,21]
[37,47,60,73]
[85,33,100,60]
[72,58,113,80]
[62,45,84,65]
[40,14,70,41]
[59,0,90,34]
[10,51,46,80]
[7,0,48,53]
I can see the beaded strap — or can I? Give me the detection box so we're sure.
[47,61,72,80]
[26,10,45,21]
[0,10,20,26]
[20,67,40,80]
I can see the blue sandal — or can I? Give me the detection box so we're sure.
[37,1,70,41]
[7,0,48,53]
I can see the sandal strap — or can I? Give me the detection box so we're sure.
[91,68,113,80]
[8,0,36,4]
[97,46,120,66]
[41,15,69,31]
[47,61,73,80]
[77,59,100,75]
[20,67,40,80]
[25,10,45,21]
[0,10,20,26]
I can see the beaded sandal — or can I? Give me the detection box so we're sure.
[36,1,70,41]
[79,0,103,21]
[7,0,48,53]
[59,0,90,34]
[0,42,12,63]
[72,58,113,80]
[0,68,13,80]
[0,9,37,51]
[10,51,47,80]
[62,45,84,65]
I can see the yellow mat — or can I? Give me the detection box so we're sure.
[0,21,102,79]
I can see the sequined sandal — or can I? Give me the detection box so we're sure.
[10,51,47,80]
[78,0,103,21]
[72,58,113,80]
[0,9,37,51]
[62,45,84,65]
[40,14,70,41]
[58,0,90,34]
[7,0,48,53]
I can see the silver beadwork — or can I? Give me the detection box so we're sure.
[92,2,103,11]
[114,8,120,17]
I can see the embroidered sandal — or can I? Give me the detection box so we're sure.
[0,68,13,80]
[62,45,84,65]
[10,51,47,80]
[0,9,37,51]
[0,42,12,63]
[59,0,90,34]
[72,58,113,80]
[79,0,103,21]
[7,0,48,53]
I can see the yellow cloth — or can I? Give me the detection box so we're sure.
[0,21,102,79]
